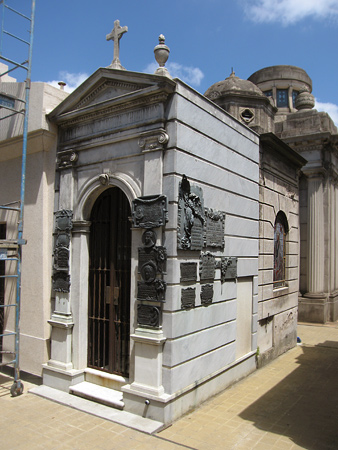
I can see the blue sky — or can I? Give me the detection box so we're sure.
[2,0,338,125]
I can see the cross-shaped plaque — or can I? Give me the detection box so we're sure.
[106,20,128,70]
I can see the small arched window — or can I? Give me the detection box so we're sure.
[273,212,288,288]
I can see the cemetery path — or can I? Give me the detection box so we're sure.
[1,322,337,450]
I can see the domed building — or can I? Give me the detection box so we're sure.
[204,71,276,134]
[205,65,338,337]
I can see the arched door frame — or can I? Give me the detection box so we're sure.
[70,173,140,372]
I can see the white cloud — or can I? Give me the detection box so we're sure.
[45,71,89,93]
[242,0,338,25]
[315,99,338,127]
[144,62,204,87]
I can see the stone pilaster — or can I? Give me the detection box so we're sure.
[306,175,325,294]
[70,220,91,370]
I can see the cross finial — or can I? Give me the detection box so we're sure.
[106,20,128,70]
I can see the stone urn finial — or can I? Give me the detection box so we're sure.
[154,34,172,78]
[295,90,315,111]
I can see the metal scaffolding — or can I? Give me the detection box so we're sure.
[0,0,36,396]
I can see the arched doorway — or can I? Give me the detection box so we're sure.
[88,187,131,377]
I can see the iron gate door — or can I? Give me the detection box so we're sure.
[88,187,131,376]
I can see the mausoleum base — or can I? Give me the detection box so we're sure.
[298,293,329,324]
[123,352,256,424]
[42,364,84,392]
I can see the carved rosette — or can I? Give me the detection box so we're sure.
[138,129,169,152]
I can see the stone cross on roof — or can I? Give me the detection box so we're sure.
[106,20,128,70]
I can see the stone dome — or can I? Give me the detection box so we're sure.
[204,71,265,101]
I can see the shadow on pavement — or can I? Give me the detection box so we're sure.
[239,342,338,450]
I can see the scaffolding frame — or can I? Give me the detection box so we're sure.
[0,0,36,396]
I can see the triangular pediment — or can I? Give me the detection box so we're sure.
[48,68,175,121]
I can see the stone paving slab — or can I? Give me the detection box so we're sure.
[0,322,337,449]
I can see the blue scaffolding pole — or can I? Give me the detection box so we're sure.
[0,0,36,396]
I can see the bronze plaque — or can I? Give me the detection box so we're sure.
[137,280,166,302]
[138,246,167,274]
[132,195,168,229]
[53,271,70,293]
[55,233,70,248]
[137,304,160,327]
[201,284,213,306]
[140,262,157,283]
[54,246,69,270]
[177,175,205,251]
[181,288,195,309]
[55,210,73,232]
[142,229,157,248]
[204,209,225,248]
[219,257,238,282]
[199,252,215,281]
[180,262,197,282]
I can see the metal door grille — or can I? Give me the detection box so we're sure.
[88,188,131,376]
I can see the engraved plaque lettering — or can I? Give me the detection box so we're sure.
[137,280,166,302]
[204,209,225,248]
[178,175,205,250]
[54,247,69,270]
[180,262,197,282]
[138,246,167,274]
[199,252,215,280]
[219,257,238,282]
[137,304,160,327]
[201,284,213,306]
[132,195,168,228]
[52,272,70,293]
[181,288,196,309]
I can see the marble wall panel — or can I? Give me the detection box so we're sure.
[223,236,259,258]
[174,122,259,182]
[225,215,259,239]
[162,341,236,394]
[162,299,237,338]
[163,321,236,367]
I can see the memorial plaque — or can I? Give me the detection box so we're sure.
[140,261,157,283]
[138,246,167,274]
[219,257,238,282]
[180,262,197,282]
[204,209,225,248]
[137,279,166,302]
[137,304,160,327]
[201,284,213,305]
[54,246,69,270]
[55,210,73,232]
[53,271,70,293]
[181,288,196,309]
[55,232,70,248]
[199,252,215,280]
[132,195,168,228]
[142,229,157,248]
[178,175,205,250]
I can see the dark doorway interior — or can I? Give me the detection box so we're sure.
[88,188,131,377]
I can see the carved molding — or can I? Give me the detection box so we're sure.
[59,93,169,129]
[76,80,144,109]
[57,151,78,170]
[138,129,169,152]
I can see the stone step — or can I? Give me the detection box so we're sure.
[84,368,127,391]
[69,381,124,410]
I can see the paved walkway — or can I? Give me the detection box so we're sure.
[1,323,338,450]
